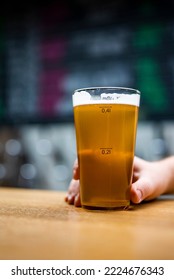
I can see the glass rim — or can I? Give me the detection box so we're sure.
[74,87,141,95]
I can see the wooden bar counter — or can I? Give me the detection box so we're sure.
[0,187,174,260]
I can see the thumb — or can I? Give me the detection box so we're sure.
[131,177,152,204]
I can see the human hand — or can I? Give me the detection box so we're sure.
[65,156,173,207]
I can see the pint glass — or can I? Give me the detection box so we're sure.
[73,87,140,209]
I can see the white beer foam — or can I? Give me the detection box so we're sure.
[73,91,140,107]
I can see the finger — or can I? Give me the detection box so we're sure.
[73,159,80,180]
[133,156,146,172]
[74,193,81,207]
[65,179,80,204]
[131,177,152,204]
[67,193,76,204]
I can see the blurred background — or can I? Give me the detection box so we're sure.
[0,0,174,191]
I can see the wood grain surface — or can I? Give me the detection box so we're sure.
[0,187,174,260]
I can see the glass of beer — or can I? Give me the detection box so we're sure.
[72,87,140,209]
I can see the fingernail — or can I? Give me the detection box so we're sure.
[136,189,143,203]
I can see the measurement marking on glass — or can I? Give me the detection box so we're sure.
[100,148,112,155]
[99,106,112,113]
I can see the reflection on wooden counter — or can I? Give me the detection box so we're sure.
[0,187,174,260]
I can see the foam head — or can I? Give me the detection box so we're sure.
[73,88,140,107]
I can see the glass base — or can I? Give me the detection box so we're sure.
[82,200,130,210]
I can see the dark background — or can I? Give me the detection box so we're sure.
[1,0,174,124]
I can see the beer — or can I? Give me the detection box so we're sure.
[73,88,140,209]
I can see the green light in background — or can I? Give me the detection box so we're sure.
[136,57,168,113]
[134,23,163,49]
